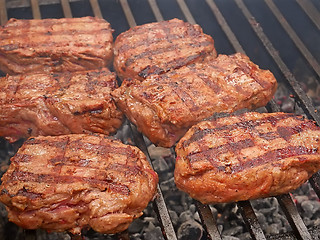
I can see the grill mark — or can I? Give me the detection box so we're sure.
[16,187,42,200]
[277,120,318,141]
[183,113,296,147]
[125,44,178,67]
[138,52,209,79]
[69,140,137,158]
[234,57,272,90]
[168,81,200,113]
[5,70,115,104]
[258,131,279,140]
[9,170,130,195]
[188,144,318,173]
[24,136,69,149]
[197,72,221,94]
[2,18,110,38]
[118,20,210,52]
[187,139,255,164]
[231,146,319,172]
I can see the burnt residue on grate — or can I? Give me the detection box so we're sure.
[0,0,320,240]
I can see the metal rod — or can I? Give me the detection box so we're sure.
[176,0,196,24]
[309,172,320,200]
[276,194,313,240]
[265,0,320,80]
[31,0,41,19]
[89,0,102,18]
[120,0,136,28]
[60,0,73,18]
[0,0,7,25]
[205,0,245,54]
[296,0,320,30]
[235,0,320,126]
[148,0,164,22]
[237,201,267,240]
[195,201,222,240]
[128,123,178,240]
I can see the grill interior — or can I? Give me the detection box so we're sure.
[0,0,320,240]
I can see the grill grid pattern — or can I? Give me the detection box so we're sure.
[0,0,320,239]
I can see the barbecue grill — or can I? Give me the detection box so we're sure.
[0,0,320,239]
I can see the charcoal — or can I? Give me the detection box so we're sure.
[128,218,144,234]
[177,220,203,240]
[143,224,164,240]
[301,200,320,219]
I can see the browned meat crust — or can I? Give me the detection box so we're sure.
[112,53,277,147]
[0,134,158,234]
[113,18,217,81]
[174,111,320,204]
[0,17,114,75]
[0,68,123,142]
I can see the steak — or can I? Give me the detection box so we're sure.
[0,68,123,142]
[112,53,277,147]
[113,18,217,81]
[174,111,320,204]
[0,17,114,75]
[0,134,158,234]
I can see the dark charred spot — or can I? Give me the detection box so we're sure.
[139,65,165,79]
[27,128,32,134]
[2,44,19,51]
[0,189,8,196]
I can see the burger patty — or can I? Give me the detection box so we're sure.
[0,68,123,142]
[112,53,277,147]
[0,134,158,235]
[174,111,320,204]
[113,18,217,81]
[0,17,114,75]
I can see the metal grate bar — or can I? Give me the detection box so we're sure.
[195,201,222,240]
[120,0,136,28]
[31,0,41,19]
[89,0,102,18]
[148,0,164,22]
[309,172,320,199]
[176,0,196,24]
[238,201,267,240]
[205,0,245,54]
[234,1,320,219]
[128,124,178,240]
[296,0,320,30]
[0,0,7,25]
[235,0,320,126]
[60,0,72,18]
[265,0,320,80]
[276,194,313,240]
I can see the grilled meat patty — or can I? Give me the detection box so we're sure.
[0,17,114,75]
[112,53,277,147]
[174,111,320,204]
[0,134,158,234]
[0,68,123,142]
[113,18,216,81]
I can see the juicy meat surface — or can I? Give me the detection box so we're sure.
[0,134,158,234]
[112,53,277,147]
[174,111,320,204]
[113,18,217,81]
[0,68,123,142]
[0,17,114,75]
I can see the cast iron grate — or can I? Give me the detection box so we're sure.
[0,0,320,239]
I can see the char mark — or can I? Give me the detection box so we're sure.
[9,170,130,195]
[183,114,296,147]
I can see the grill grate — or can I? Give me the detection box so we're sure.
[0,0,320,240]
